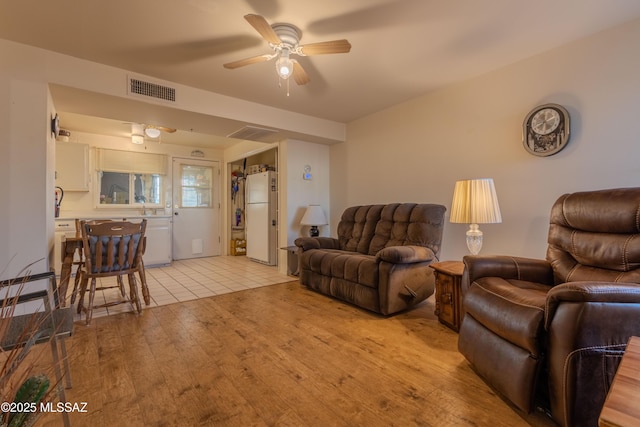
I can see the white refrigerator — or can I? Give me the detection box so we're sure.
[245,171,277,265]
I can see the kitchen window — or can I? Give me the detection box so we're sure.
[99,172,163,205]
[96,148,168,207]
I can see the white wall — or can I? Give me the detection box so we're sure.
[334,18,640,261]
[283,139,331,243]
[0,79,53,279]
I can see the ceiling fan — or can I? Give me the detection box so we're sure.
[223,14,351,86]
[130,123,176,144]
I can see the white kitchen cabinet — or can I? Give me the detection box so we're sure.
[56,142,90,191]
[142,217,172,266]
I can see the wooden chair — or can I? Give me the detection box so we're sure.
[68,218,85,305]
[76,220,147,325]
[0,271,73,427]
[69,219,114,305]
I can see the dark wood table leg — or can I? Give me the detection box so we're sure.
[58,240,76,308]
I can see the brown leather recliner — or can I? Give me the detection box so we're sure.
[295,203,446,315]
[458,187,640,427]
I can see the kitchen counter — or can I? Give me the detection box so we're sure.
[56,211,172,220]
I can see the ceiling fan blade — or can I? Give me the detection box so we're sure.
[158,126,176,133]
[292,60,310,85]
[244,14,281,45]
[223,53,275,69]
[298,39,351,56]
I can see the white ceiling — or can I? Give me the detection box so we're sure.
[3,0,640,148]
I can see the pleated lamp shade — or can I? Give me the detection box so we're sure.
[450,178,502,255]
[450,178,502,224]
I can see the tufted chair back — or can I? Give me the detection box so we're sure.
[337,204,384,254]
[546,187,640,285]
[337,203,446,258]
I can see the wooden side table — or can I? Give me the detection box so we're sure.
[429,261,464,332]
[280,246,299,276]
[599,336,640,426]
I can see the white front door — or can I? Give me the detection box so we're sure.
[172,158,220,260]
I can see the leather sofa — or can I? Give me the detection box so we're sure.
[457,187,640,427]
[295,203,446,315]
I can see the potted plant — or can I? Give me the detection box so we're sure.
[1,260,63,426]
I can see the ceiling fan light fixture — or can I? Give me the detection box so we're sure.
[131,134,144,144]
[144,127,161,138]
[276,50,294,80]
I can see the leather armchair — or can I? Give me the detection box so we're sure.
[458,187,640,427]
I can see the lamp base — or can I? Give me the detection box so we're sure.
[466,223,483,255]
[309,225,319,237]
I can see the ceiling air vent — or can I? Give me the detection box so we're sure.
[127,76,176,103]
[227,125,280,142]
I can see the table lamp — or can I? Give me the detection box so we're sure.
[300,205,328,237]
[450,178,502,255]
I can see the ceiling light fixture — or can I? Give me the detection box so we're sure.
[130,123,145,144]
[144,126,161,139]
[276,48,294,80]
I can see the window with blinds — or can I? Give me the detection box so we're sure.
[96,149,167,206]
[96,148,168,174]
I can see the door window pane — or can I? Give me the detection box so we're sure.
[181,165,212,207]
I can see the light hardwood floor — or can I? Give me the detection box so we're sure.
[38,281,556,426]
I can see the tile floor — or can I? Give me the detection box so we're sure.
[69,255,294,321]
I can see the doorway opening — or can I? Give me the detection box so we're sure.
[228,148,278,266]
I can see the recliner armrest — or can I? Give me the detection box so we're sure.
[545,281,640,329]
[462,255,554,295]
[294,236,340,251]
[376,245,434,264]
[464,255,554,284]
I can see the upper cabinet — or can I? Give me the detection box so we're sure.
[56,142,90,191]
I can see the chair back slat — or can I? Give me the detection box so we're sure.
[95,238,102,271]
[109,237,118,271]
[126,236,135,266]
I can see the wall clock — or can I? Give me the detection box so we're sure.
[522,103,570,156]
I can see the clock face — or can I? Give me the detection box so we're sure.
[522,104,570,157]
[531,108,560,135]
